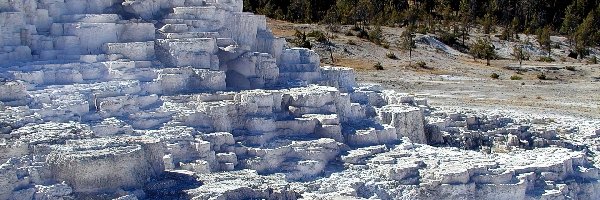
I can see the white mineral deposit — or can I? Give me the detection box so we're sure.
[0,0,598,199]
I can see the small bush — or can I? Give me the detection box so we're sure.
[327,24,340,33]
[499,29,509,41]
[568,51,578,59]
[490,73,500,79]
[356,29,369,39]
[373,62,384,70]
[416,25,428,34]
[438,32,458,46]
[416,61,427,68]
[345,30,354,36]
[292,30,312,49]
[307,30,328,43]
[382,43,390,49]
[565,66,576,71]
[368,26,384,45]
[552,43,560,49]
[560,57,567,62]
[347,40,356,45]
[386,52,397,59]
[351,25,362,31]
[510,75,523,80]
[537,56,555,62]
[590,56,598,64]
[537,74,546,80]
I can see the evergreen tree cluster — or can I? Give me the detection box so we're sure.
[244,0,600,51]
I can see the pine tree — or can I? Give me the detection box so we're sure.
[574,8,598,59]
[537,26,551,57]
[335,0,356,24]
[560,2,580,35]
[459,0,471,45]
[470,37,496,66]
[512,44,529,67]
[401,24,416,66]
[511,17,520,40]
[482,12,496,34]
[355,0,373,28]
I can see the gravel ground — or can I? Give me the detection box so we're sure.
[268,19,600,119]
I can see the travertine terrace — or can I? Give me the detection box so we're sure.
[0,0,599,199]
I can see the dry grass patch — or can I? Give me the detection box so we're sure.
[335,58,376,71]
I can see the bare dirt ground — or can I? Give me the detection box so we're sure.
[268,19,600,119]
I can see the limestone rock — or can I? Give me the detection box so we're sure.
[0,0,598,199]
[46,138,165,193]
[377,105,426,143]
[34,182,73,200]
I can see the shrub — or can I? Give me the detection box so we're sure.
[292,30,312,49]
[560,57,567,62]
[307,30,328,43]
[345,30,354,36]
[565,66,576,71]
[347,40,356,45]
[568,51,578,59]
[499,29,509,41]
[438,32,458,46]
[368,26,384,45]
[590,56,598,64]
[373,62,384,70]
[382,43,390,49]
[416,25,428,34]
[510,75,523,80]
[386,52,397,59]
[490,73,500,79]
[356,29,369,39]
[537,56,555,62]
[351,25,362,31]
[416,61,427,68]
[552,43,560,49]
[327,24,340,33]
[537,73,546,80]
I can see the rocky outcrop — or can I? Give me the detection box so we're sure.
[0,0,598,199]
[46,138,165,193]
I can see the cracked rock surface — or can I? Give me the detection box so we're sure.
[0,0,599,199]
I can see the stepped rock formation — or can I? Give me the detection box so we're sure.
[0,0,599,199]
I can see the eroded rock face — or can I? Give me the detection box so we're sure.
[0,0,599,199]
[46,138,165,193]
[304,144,600,200]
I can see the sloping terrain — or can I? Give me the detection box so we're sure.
[268,19,600,118]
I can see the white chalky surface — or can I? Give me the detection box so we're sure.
[0,0,599,199]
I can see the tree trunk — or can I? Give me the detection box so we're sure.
[519,59,522,67]
[409,48,412,66]
[462,29,466,45]
[329,46,334,64]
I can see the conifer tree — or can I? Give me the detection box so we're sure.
[401,24,416,66]
[459,0,471,45]
[574,8,598,59]
[537,26,552,57]
[470,37,495,66]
